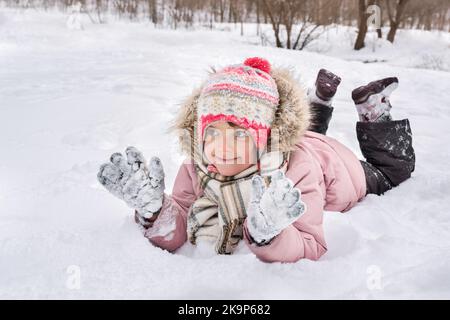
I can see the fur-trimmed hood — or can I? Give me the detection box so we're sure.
[171,66,311,154]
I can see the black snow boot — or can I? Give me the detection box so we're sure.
[352,77,398,123]
[308,69,342,135]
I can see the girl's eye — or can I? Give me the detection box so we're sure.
[206,128,220,138]
[234,130,248,138]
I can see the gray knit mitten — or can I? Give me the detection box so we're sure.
[97,146,165,219]
[247,170,306,245]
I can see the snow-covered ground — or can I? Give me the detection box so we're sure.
[1,9,450,299]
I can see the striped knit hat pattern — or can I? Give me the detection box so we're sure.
[197,57,279,150]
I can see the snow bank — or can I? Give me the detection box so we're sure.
[227,22,450,72]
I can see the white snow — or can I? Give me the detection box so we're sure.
[1,9,450,299]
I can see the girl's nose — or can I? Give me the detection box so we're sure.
[215,135,236,157]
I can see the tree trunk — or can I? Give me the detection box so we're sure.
[377,28,382,38]
[387,22,398,42]
[256,0,260,36]
[286,26,291,49]
[219,0,224,23]
[354,0,368,50]
[263,0,283,48]
[148,0,157,25]
[386,0,409,43]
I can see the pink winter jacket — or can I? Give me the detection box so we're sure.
[142,131,367,263]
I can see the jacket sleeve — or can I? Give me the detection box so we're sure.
[135,162,199,252]
[243,160,327,263]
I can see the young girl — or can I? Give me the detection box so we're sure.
[97,57,415,263]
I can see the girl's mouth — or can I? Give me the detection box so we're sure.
[214,156,240,164]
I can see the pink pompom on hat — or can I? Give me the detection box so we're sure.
[197,57,280,150]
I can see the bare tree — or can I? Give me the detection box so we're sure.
[1,0,447,34]
[262,0,327,50]
[148,0,158,25]
[262,0,284,48]
[385,0,410,43]
[354,0,369,50]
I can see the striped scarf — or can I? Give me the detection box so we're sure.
[187,146,288,254]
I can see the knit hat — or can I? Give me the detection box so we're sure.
[197,57,280,150]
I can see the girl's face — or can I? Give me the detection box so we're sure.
[203,121,257,176]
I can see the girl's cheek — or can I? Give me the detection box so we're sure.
[236,139,253,164]
[203,141,214,162]
[233,142,242,159]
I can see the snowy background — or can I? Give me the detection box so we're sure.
[1,9,450,299]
